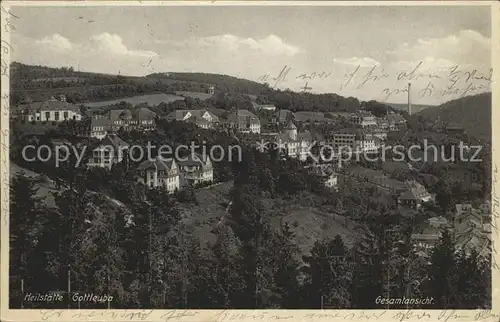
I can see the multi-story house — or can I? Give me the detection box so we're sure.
[386,111,407,131]
[350,110,377,128]
[167,109,219,129]
[398,180,433,210]
[87,134,129,169]
[373,127,388,141]
[332,128,380,154]
[137,157,180,194]
[332,128,358,152]
[357,129,381,153]
[227,109,261,134]
[177,153,214,186]
[306,164,338,190]
[453,201,491,259]
[376,117,390,132]
[90,118,112,139]
[89,107,157,139]
[17,96,82,122]
[261,121,313,161]
[376,111,407,132]
[411,216,450,255]
[108,108,157,131]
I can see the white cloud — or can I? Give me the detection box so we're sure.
[157,34,303,57]
[386,29,490,70]
[88,33,157,57]
[333,56,380,67]
[13,33,158,75]
[36,34,73,51]
[10,29,490,105]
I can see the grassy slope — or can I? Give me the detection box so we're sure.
[180,181,361,256]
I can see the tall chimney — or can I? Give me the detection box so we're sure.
[408,82,412,115]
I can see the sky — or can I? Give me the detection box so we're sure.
[9,4,493,105]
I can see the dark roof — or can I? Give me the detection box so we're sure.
[169,109,219,122]
[278,109,294,122]
[228,109,260,125]
[177,152,212,169]
[357,110,375,118]
[100,134,129,149]
[138,157,176,172]
[109,108,156,121]
[17,100,80,112]
[91,118,113,127]
[284,121,297,130]
[399,181,431,200]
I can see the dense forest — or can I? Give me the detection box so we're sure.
[416,92,491,142]
[9,118,492,309]
[8,63,493,309]
[11,63,397,114]
[10,150,491,309]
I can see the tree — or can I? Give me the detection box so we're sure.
[266,223,301,308]
[9,173,46,307]
[350,231,385,309]
[302,235,352,308]
[196,224,242,308]
[422,229,456,308]
[452,250,491,308]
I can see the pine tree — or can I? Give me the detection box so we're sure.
[350,231,385,309]
[268,223,301,308]
[9,173,46,307]
[453,250,491,308]
[302,235,352,308]
[195,224,242,308]
[423,229,456,308]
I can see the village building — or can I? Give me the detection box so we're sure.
[398,180,433,210]
[137,157,180,194]
[261,121,314,161]
[372,127,388,140]
[332,128,381,154]
[306,164,338,190]
[252,102,277,112]
[376,117,390,132]
[386,111,407,131]
[278,109,294,124]
[177,152,214,187]
[350,110,378,128]
[90,118,112,140]
[89,107,157,139]
[227,109,261,134]
[17,96,82,122]
[87,134,129,169]
[411,216,450,255]
[167,109,219,129]
[453,201,491,259]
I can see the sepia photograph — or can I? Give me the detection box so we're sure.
[1,1,498,317]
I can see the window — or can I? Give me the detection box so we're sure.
[64,112,68,119]
[54,112,60,121]
[45,112,50,120]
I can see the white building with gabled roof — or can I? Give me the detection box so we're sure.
[137,157,180,194]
